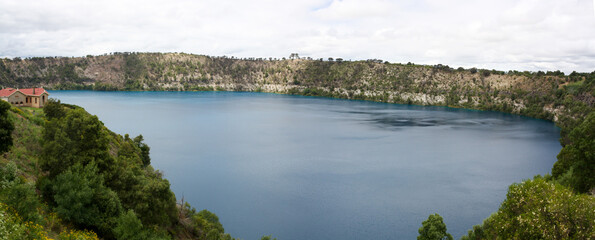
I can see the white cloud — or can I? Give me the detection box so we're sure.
[0,0,594,73]
[313,0,396,20]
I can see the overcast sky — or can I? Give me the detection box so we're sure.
[1,0,594,72]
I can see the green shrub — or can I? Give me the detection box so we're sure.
[0,162,42,223]
[114,210,145,240]
[462,176,595,240]
[0,100,14,153]
[0,202,50,239]
[552,111,595,192]
[417,213,453,240]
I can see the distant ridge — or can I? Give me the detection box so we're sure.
[0,52,593,123]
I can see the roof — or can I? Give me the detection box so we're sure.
[0,88,18,97]
[19,88,47,96]
[0,88,48,97]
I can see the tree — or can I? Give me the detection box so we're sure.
[116,208,180,239]
[41,108,113,178]
[43,98,66,120]
[552,111,595,192]
[418,213,453,240]
[52,163,123,235]
[0,162,41,223]
[114,210,145,240]
[0,100,14,153]
[133,135,151,167]
[481,70,491,77]
[196,209,224,235]
[2,183,42,223]
[461,177,595,240]
[131,169,177,227]
[191,209,230,240]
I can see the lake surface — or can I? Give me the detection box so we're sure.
[51,91,561,240]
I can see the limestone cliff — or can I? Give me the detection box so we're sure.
[1,52,593,123]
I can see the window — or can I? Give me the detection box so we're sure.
[35,98,37,103]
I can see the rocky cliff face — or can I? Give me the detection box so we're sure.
[1,52,593,123]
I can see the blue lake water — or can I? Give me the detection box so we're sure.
[51,91,561,240]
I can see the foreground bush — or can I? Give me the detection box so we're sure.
[0,202,50,239]
[417,213,453,240]
[462,176,595,240]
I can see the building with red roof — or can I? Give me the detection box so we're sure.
[0,88,49,108]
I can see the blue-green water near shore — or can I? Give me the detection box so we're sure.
[52,91,561,240]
